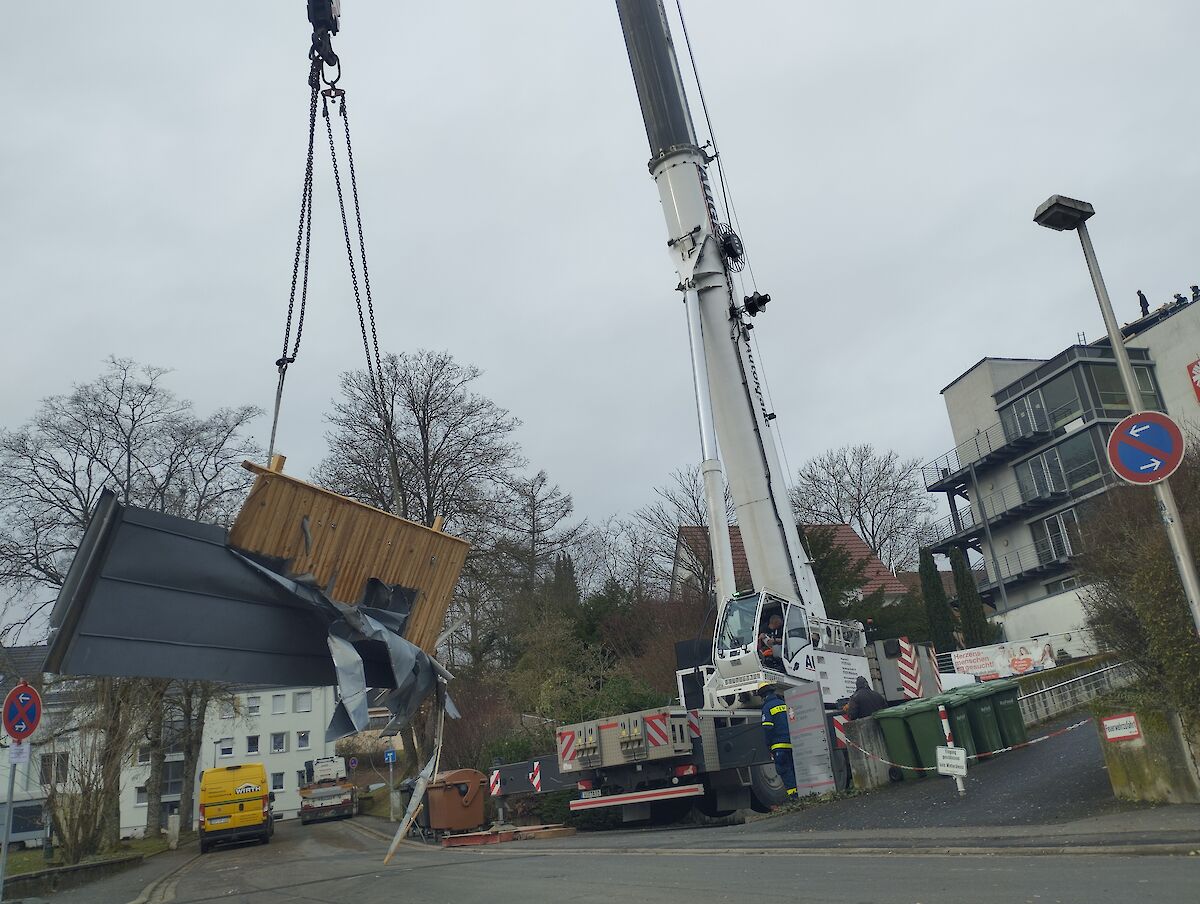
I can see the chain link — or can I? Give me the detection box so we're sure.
[268,60,321,461]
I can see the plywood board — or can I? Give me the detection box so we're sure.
[229,461,469,654]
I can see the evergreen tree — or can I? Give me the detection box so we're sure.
[919,548,958,652]
[542,553,581,615]
[797,525,884,620]
[949,546,993,647]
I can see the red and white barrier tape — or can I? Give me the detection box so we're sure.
[840,718,1093,773]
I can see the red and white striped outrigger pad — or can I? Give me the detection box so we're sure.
[897,636,924,699]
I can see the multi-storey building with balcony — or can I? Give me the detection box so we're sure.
[922,291,1200,640]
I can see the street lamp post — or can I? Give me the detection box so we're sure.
[1034,195,1200,636]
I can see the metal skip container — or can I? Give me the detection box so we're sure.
[425,769,486,834]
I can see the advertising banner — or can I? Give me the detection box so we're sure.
[950,642,1057,681]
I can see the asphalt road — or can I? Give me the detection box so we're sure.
[60,818,1197,904]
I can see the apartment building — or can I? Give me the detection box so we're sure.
[119,684,339,836]
[922,291,1200,640]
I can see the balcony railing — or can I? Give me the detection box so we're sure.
[978,537,1075,588]
[927,472,1070,548]
[923,409,1052,491]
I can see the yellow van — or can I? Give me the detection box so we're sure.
[198,763,275,853]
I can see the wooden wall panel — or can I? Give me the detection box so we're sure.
[229,461,469,654]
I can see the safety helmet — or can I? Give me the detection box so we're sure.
[757,681,775,693]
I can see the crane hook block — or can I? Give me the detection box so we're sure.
[308,0,341,67]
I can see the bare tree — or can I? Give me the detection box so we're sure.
[0,357,259,639]
[0,358,258,855]
[496,470,584,591]
[314,350,522,534]
[629,465,734,600]
[790,444,934,572]
[44,676,155,860]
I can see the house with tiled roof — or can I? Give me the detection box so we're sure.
[896,569,959,602]
[671,524,908,604]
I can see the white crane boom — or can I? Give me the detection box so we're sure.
[616,0,869,705]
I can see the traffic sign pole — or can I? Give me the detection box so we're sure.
[1076,220,1200,637]
[0,744,17,895]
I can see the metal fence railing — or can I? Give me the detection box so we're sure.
[1017,660,1133,724]
[922,409,1052,490]
[926,474,1070,546]
[978,537,1074,586]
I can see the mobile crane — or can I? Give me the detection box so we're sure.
[487,0,873,820]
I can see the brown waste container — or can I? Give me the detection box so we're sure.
[425,769,485,833]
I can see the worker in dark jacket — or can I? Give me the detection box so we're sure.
[845,675,888,720]
[759,683,796,799]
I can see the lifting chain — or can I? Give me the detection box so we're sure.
[267,37,405,506]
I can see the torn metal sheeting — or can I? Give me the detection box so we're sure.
[45,489,457,739]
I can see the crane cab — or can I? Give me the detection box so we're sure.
[711,589,869,706]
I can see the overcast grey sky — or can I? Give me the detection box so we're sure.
[5,2,1199,526]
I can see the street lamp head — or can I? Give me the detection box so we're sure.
[1034,195,1095,231]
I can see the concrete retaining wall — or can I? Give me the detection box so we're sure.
[845,718,891,791]
[1094,706,1200,805]
[3,853,143,900]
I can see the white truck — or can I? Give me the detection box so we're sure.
[298,756,357,825]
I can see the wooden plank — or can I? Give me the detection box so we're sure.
[228,461,469,653]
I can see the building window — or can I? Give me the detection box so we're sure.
[1087,364,1159,413]
[247,735,260,755]
[293,691,312,714]
[297,730,310,750]
[1039,372,1082,428]
[272,694,286,715]
[136,746,151,766]
[297,769,307,787]
[1046,576,1080,594]
[218,738,234,758]
[136,785,147,806]
[271,732,288,754]
[271,772,284,792]
[219,701,235,719]
[247,696,261,717]
[163,760,184,797]
[1055,431,1101,490]
[40,752,68,785]
[1032,509,1081,562]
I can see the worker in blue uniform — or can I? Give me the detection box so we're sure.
[759,682,796,799]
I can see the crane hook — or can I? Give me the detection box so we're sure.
[307,0,341,68]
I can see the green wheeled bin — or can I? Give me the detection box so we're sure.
[988,678,1029,747]
[950,685,1003,759]
[901,694,976,769]
[873,702,923,781]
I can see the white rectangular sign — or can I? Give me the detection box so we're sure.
[1102,713,1141,743]
[8,741,29,765]
[936,745,967,777]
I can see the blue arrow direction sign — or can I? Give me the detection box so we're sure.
[383,749,396,764]
[1107,411,1185,485]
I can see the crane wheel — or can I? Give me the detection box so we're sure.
[748,762,788,812]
